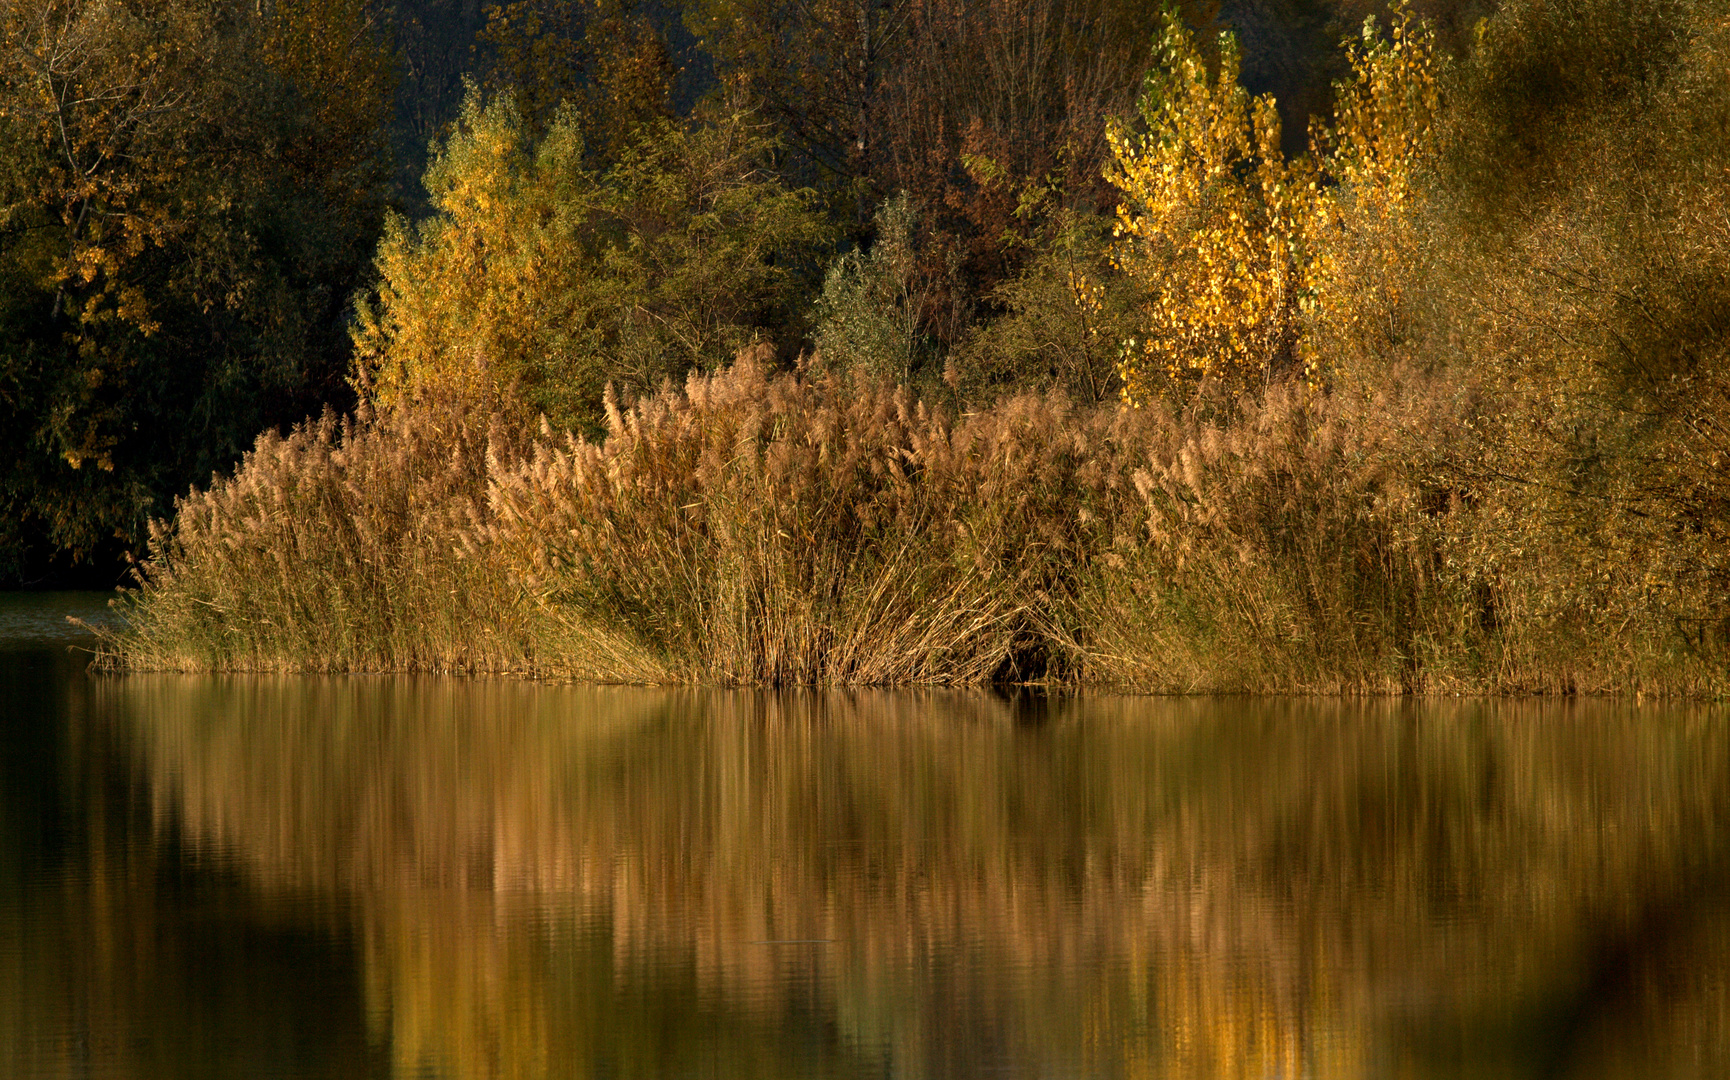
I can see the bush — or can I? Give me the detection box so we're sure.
[1396,0,1730,687]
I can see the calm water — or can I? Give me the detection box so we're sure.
[1,594,1726,1078]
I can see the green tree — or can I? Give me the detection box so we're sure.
[955,196,1135,404]
[355,89,832,429]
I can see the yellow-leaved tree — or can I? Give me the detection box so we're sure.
[1300,4,1441,381]
[353,89,830,429]
[353,90,587,417]
[1104,12,1309,404]
[1107,3,1441,404]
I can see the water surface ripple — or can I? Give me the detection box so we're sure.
[1,597,1726,1078]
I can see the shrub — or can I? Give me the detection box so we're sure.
[98,357,1730,693]
[1400,0,1730,688]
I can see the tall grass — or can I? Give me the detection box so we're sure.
[96,398,532,673]
[1082,368,1730,694]
[1077,376,1475,693]
[97,359,1730,694]
[99,361,1114,683]
[486,359,1107,684]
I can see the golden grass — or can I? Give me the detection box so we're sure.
[96,360,1730,694]
[94,398,534,673]
[486,358,1105,684]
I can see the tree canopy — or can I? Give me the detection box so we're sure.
[0,0,393,583]
[4,0,1723,597]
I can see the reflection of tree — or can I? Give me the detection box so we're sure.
[103,679,1730,1078]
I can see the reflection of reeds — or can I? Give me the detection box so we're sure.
[100,360,1730,693]
[106,679,1730,1078]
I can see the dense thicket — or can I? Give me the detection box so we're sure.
[17,0,1728,690]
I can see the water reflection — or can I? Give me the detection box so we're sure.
[0,648,384,1080]
[13,669,1730,1079]
[0,590,117,645]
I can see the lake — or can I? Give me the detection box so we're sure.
[2,592,1726,1078]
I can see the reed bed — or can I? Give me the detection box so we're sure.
[96,399,533,673]
[97,361,1730,693]
[1078,378,1472,693]
[487,360,1110,684]
[1085,370,1730,694]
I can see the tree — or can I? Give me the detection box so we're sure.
[875,0,1212,342]
[685,0,920,193]
[810,192,933,381]
[1105,2,1440,403]
[355,89,832,429]
[1418,0,1730,621]
[477,0,678,159]
[1298,2,1440,380]
[0,0,394,583]
[384,0,492,211]
[691,0,1215,353]
[955,197,1136,403]
[1106,11,1306,403]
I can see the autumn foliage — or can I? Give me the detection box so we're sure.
[42,0,1730,691]
[1105,4,1439,402]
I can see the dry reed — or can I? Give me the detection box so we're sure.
[98,359,1730,693]
[487,359,1108,684]
[1080,374,1485,692]
[94,397,532,673]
